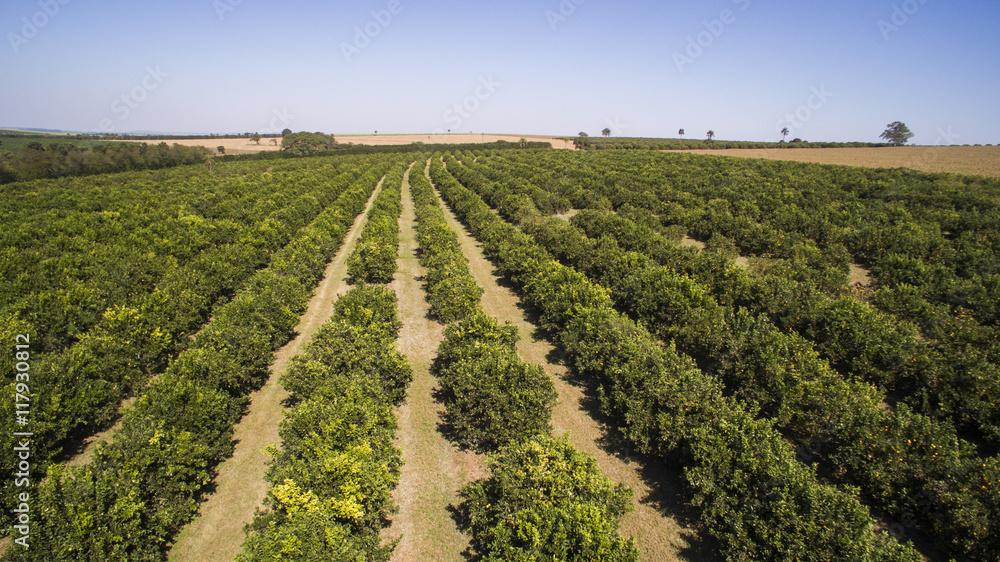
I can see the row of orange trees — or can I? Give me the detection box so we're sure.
[239,156,415,559]
[486,149,999,446]
[433,152,927,560]
[347,162,407,284]
[0,158,370,531]
[9,159,398,560]
[238,283,412,559]
[237,168,413,561]
[447,149,999,560]
[413,158,638,559]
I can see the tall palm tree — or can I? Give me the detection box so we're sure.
[781,127,790,142]
[706,130,715,142]
[602,127,611,149]
[678,128,685,138]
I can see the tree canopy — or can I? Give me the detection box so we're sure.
[880,121,914,146]
[280,131,337,156]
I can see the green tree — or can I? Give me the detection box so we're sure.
[250,133,261,145]
[678,128,685,138]
[281,128,292,137]
[781,127,790,142]
[280,132,337,156]
[706,130,716,141]
[457,435,638,561]
[880,121,914,146]
[216,145,225,155]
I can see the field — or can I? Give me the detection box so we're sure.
[2,147,998,561]
[129,134,575,154]
[682,145,1000,177]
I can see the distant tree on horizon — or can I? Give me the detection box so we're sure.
[678,128,685,138]
[602,127,611,149]
[781,127,790,142]
[281,128,292,137]
[216,145,225,155]
[706,130,715,142]
[880,121,914,146]
[250,133,261,145]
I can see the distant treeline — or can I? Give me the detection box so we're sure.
[573,137,892,150]
[0,141,209,184]
[0,131,278,140]
[214,139,552,162]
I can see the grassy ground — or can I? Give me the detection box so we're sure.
[680,146,1000,178]
[167,179,385,562]
[384,163,485,561]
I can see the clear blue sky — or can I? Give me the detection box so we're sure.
[2,0,998,144]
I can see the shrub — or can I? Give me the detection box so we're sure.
[432,312,555,452]
[457,435,638,561]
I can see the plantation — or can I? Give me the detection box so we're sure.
[2,145,997,560]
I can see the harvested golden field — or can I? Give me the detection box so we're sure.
[680,146,1000,178]
[120,134,574,155]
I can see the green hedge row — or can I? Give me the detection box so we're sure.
[409,160,482,322]
[449,154,1000,560]
[476,149,999,449]
[0,163,366,532]
[569,208,1000,449]
[431,311,556,452]
[412,157,552,452]
[432,154,922,561]
[419,156,633,559]
[347,162,407,284]
[238,285,412,561]
[12,161,393,560]
[457,435,638,561]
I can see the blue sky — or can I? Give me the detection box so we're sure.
[2,0,998,144]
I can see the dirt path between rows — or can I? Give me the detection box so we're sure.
[430,167,718,561]
[167,178,386,562]
[385,162,485,561]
